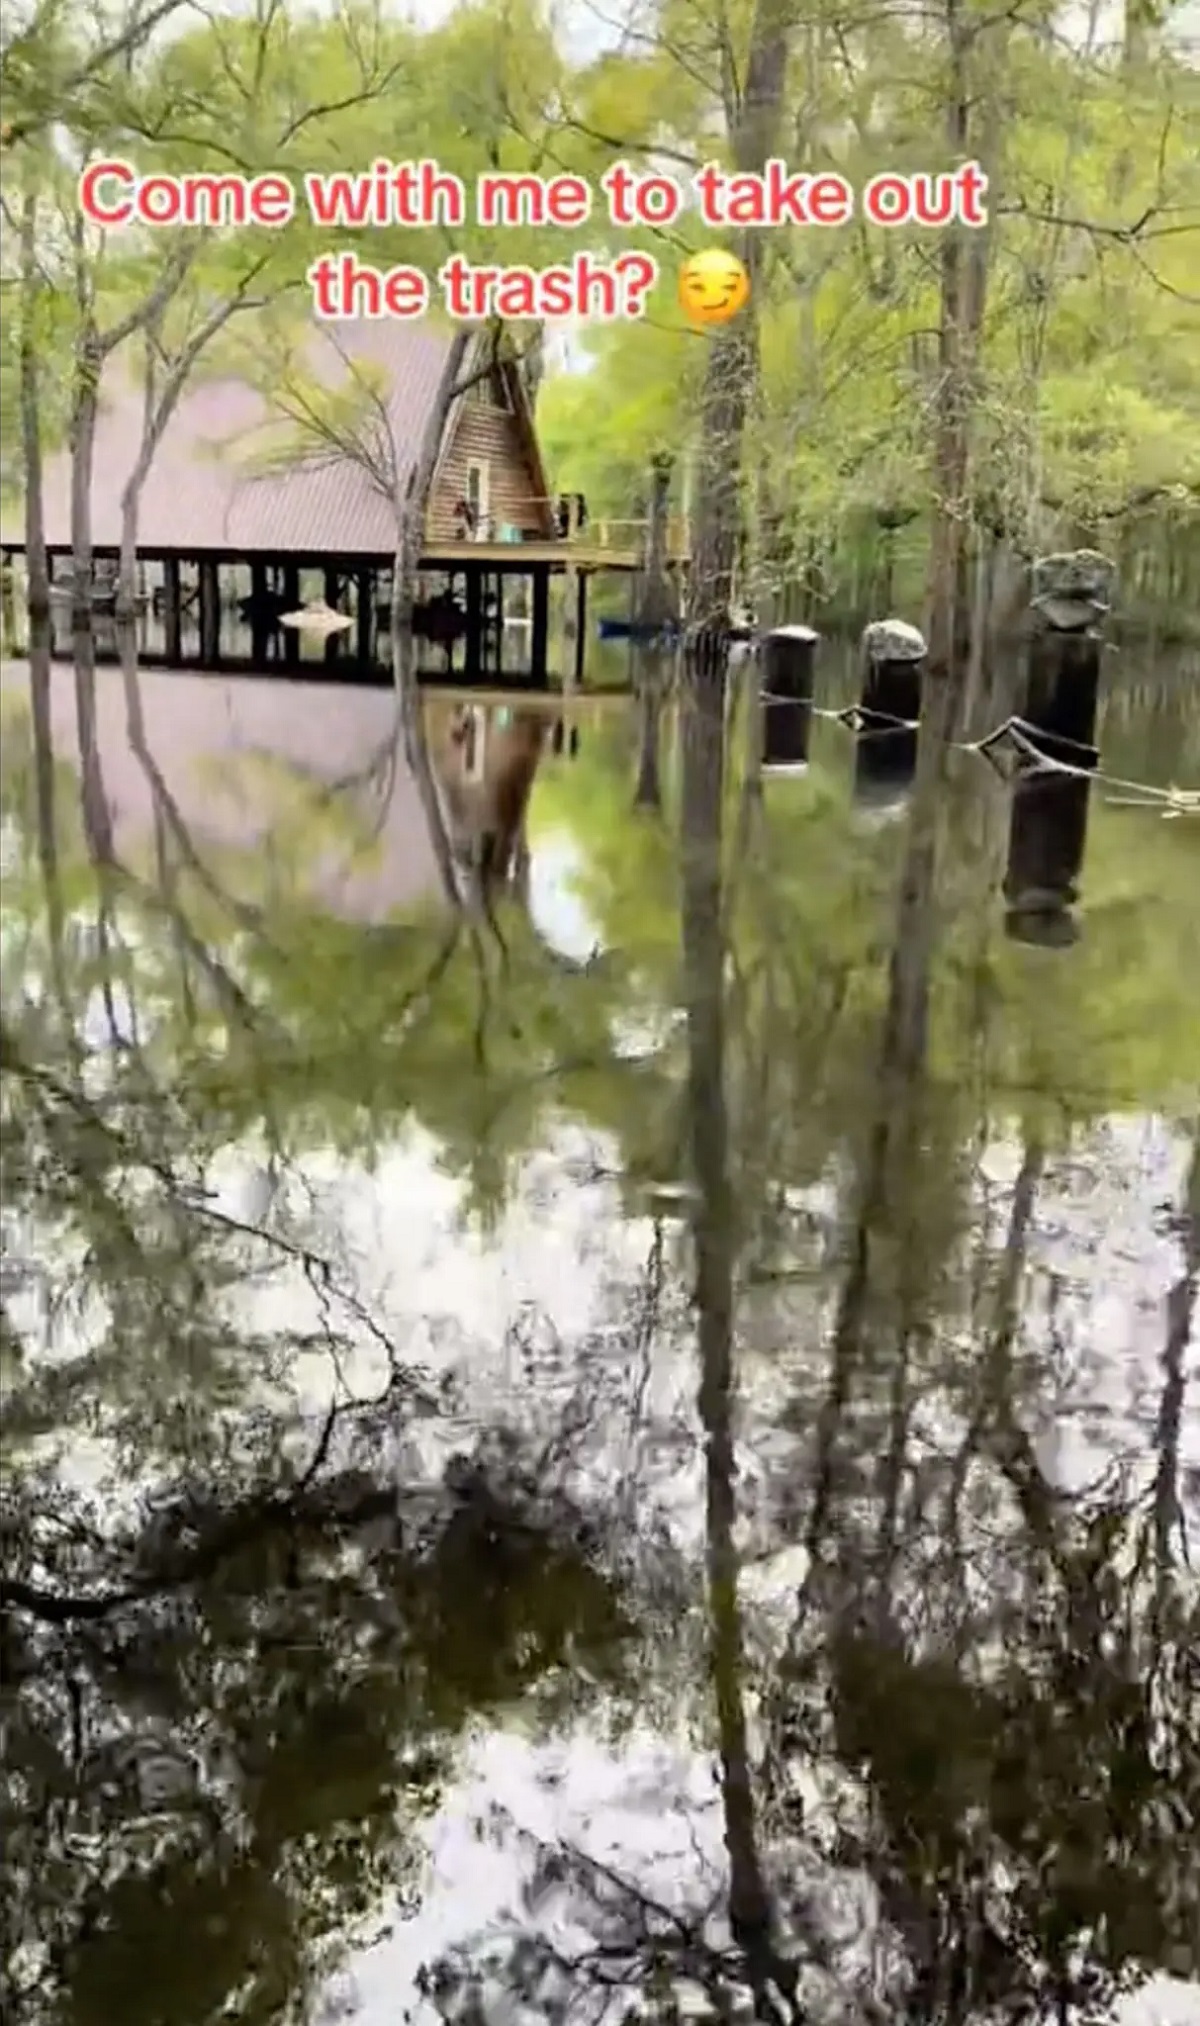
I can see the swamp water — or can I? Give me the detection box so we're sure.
[0,650,1197,2026]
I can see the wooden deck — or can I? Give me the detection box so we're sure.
[2,517,690,577]
[421,514,690,573]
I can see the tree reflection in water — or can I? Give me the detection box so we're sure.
[1,657,1197,2025]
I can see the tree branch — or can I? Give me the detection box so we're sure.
[0,0,191,149]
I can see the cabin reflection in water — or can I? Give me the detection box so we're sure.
[435,703,583,896]
[1003,769,1095,947]
[0,664,590,925]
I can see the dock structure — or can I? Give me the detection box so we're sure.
[0,319,689,691]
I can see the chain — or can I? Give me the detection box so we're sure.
[757,696,1200,818]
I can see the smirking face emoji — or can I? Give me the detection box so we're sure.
[678,248,751,325]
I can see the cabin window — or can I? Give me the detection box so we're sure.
[466,461,490,535]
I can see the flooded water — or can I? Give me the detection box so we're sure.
[1,648,1198,2026]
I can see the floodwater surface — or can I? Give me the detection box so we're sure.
[1,648,1198,2026]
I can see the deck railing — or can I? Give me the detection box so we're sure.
[430,496,690,558]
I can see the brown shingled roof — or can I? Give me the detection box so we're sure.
[9,318,460,557]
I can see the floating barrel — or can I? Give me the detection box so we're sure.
[854,618,925,802]
[760,624,818,772]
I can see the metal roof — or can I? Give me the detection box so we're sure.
[5,318,460,557]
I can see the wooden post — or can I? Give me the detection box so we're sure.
[198,558,220,664]
[1020,549,1112,755]
[1003,773,1093,947]
[162,557,182,664]
[491,571,505,676]
[249,561,272,664]
[629,458,676,805]
[854,618,926,803]
[563,492,582,704]
[281,563,300,667]
[573,571,588,689]
[636,457,674,629]
[1002,549,1113,945]
[356,566,373,665]
[760,624,818,772]
[0,554,15,647]
[323,566,342,666]
[530,567,549,682]
[464,565,483,679]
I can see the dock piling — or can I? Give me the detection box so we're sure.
[760,624,818,773]
[854,619,925,803]
[1002,549,1114,945]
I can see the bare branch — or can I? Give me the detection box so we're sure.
[0,0,192,149]
[97,240,202,358]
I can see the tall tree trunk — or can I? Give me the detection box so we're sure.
[902,5,999,1067]
[18,184,71,1033]
[683,0,797,733]
[634,455,674,811]
[114,304,272,933]
[924,0,992,713]
[634,670,666,810]
[1152,1133,1198,1590]
[68,316,113,866]
[391,331,476,911]
[682,723,798,2012]
[66,225,197,868]
[680,0,799,1110]
[677,25,798,1972]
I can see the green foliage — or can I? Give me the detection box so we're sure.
[537,7,1200,591]
[5,0,1196,593]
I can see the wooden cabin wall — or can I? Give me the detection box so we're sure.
[426,386,554,542]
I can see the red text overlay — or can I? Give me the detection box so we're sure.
[77,155,990,321]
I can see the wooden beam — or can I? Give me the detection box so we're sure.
[418,538,685,571]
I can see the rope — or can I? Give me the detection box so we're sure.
[755,694,1199,817]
